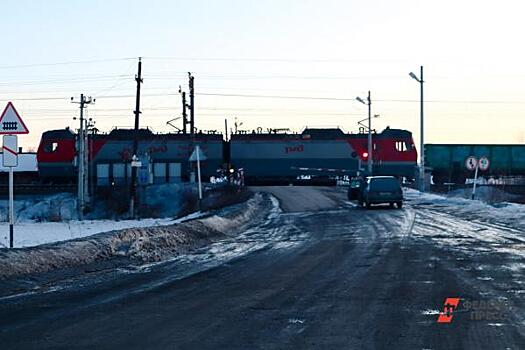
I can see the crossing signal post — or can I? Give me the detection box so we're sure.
[0,102,29,248]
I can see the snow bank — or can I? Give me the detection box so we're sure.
[445,186,522,203]
[0,212,203,249]
[0,183,193,224]
[405,188,525,230]
[0,193,78,223]
[0,193,271,279]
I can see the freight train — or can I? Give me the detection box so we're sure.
[36,126,418,185]
[426,144,525,184]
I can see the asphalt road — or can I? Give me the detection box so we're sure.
[0,186,524,349]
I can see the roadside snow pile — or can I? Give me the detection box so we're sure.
[405,188,525,230]
[127,193,271,261]
[446,186,522,203]
[0,193,272,279]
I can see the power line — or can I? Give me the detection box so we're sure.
[197,92,352,101]
[144,56,408,63]
[197,92,525,104]
[5,91,525,105]
[0,57,136,70]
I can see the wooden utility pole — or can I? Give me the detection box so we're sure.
[129,57,143,218]
[188,72,195,136]
[182,91,188,134]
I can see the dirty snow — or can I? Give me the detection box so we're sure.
[405,188,525,231]
[0,193,273,279]
[446,186,523,204]
[0,193,78,222]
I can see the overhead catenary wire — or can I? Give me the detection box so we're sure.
[5,91,525,104]
[0,57,136,70]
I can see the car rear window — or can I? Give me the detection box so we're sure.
[370,178,400,191]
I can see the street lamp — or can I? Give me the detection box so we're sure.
[356,91,373,174]
[409,66,424,191]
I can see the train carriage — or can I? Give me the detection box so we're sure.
[230,127,418,183]
[37,128,224,184]
[37,126,418,185]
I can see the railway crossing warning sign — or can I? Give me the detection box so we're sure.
[0,102,29,134]
[0,102,29,248]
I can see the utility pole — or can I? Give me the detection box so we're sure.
[188,72,196,182]
[130,57,143,218]
[367,91,372,174]
[182,90,188,134]
[86,117,96,204]
[419,66,424,191]
[356,91,373,174]
[71,94,93,220]
[409,66,425,191]
[188,72,195,136]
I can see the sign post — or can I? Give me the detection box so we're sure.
[465,156,489,200]
[190,146,206,209]
[3,135,17,248]
[0,102,29,248]
[471,160,479,200]
[196,145,203,202]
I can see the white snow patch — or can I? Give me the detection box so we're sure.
[288,318,305,324]
[421,309,441,315]
[1,211,205,248]
[477,277,494,281]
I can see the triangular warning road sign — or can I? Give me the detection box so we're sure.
[189,147,207,161]
[0,102,29,134]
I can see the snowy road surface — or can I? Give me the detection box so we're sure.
[0,186,524,349]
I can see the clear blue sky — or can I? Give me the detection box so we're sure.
[1,0,524,148]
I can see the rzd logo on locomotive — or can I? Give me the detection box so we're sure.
[285,145,304,154]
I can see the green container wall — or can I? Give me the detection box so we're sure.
[426,144,525,175]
